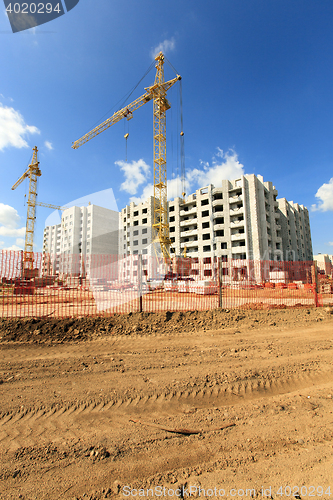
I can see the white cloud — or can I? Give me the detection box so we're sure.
[0,103,40,151]
[3,244,24,251]
[167,177,183,200]
[0,226,26,238]
[186,149,245,190]
[0,203,21,228]
[130,178,183,205]
[116,159,150,195]
[129,148,245,205]
[0,204,25,250]
[129,177,186,205]
[151,37,176,59]
[312,178,333,212]
[44,140,53,150]
[328,242,333,246]
[15,238,25,247]
[130,183,154,204]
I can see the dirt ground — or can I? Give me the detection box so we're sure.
[0,307,333,500]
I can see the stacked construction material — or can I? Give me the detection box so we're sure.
[189,281,218,295]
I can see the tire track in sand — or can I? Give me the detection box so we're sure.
[0,369,331,451]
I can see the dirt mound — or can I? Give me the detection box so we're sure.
[0,306,331,344]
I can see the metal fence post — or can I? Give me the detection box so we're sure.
[218,257,222,308]
[138,254,143,313]
[311,261,319,307]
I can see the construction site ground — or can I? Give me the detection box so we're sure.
[0,307,333,500]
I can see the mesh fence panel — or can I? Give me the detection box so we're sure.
[0,251,332,318]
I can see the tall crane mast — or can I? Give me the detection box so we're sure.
[72,52,181,260]
[11,146,41,274]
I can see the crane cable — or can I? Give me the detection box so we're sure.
[179,80,185,201]
[23,151,33,207]
[164,56,179,77]
[165,56,185,200]
[124,120,129,162]
[77,60,156,140]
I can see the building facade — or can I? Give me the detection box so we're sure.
[314,254,333,276]
[118,197,155,282]
[43,204,119,276]
[278,199,313,262]
[168,174,312,263]
[119,174,313,283]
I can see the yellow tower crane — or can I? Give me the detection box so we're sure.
[11,146,41,275]
[12,146,65,276]
[72,52,181,261]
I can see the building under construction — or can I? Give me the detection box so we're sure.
[120,174,313,283]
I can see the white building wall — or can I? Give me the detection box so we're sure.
[278,199,313,261]
[118,197,155,282]
[42,204,119,276]
[314,254,332,275]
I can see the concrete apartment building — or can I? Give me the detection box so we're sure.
[314,254,333,276]
[277,198,313,262]
[44,175,312,282]
[43,204,119,276]
[169,174,312,262]
[118,197,155,281]
[120,174,313,282]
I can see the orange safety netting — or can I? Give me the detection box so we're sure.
[0,251,331,318]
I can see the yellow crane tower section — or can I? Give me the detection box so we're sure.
[72,52,181,261]
[11,146,41,273]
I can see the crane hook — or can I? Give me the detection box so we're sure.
[124,133,129,162]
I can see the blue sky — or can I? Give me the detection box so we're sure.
[0,0,332,255]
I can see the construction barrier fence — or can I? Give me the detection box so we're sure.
[0,251,332,318]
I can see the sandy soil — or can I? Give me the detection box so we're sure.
[0,307,333,500]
